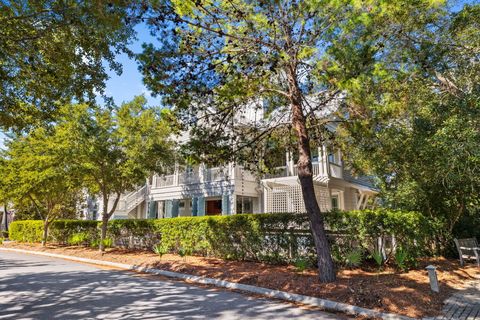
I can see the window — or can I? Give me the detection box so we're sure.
[331,195,339,210]
[236,196,254,214]
[328,149,341,165]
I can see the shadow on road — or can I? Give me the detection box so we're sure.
[0,265,341,319]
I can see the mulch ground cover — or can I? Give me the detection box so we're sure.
[3,242,478,318]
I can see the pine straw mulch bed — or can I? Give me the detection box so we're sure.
[2,242,478,318]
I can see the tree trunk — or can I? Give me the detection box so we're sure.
[42,221,49,247]
[99,197,109,252]
[289,75,336,283]
[1,203,8,233]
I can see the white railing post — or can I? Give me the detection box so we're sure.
[173,163,179,186]
[228,162,234,180]
[317,147,323,176]
[288,151,294,176]
[199,163,205,183]
[321,144,328,176]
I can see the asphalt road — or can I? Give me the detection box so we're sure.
[0,251,346,320]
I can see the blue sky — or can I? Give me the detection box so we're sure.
[99,23,162,107]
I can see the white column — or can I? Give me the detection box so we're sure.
[285,151,290,176]
[173,163,179,186]
[262,183,270,213]
[158,201,164,219]
[288,151,295,176]
[231,193,237,214]
[321,144,328,176]
[228,162,235,180]
[317,146,323,175]
[199,163,206,183]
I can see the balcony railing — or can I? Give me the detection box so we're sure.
[156,174,175,188]
[205,167,228,181]
[153,165,255,189]
[263,161,329,179]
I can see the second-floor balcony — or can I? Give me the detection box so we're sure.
[263,161,343,180]
[153,165,256,189]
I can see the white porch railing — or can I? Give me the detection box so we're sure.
[156,174,175,188]
[205,167,228,181]
[264,161,328,179]
[152,165,256,189]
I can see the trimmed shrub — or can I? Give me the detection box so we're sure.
[68,232,90,246]
[9,220,44,242]
[109,219,158,249]
[10,220,99,244]
[325,209,441,263]
[49,220,99,245]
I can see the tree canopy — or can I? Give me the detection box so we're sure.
[0,0,137,130]
[0,96,176,248]
[54,96,176,250]
[0,126,82,245]
[335,3,480,230]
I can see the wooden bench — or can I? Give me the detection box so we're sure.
[454,238,480,267]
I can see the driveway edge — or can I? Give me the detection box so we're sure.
[0,247,413,320]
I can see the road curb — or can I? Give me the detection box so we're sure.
[0,247,414,320]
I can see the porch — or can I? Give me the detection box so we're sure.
[149,194,261,218]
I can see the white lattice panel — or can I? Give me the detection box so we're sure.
[291,185,306,213]
[265,183,331,213]
[314,185,331,212]
[271,188,288,213]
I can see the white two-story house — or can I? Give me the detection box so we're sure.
[85,98,378,220]
[84,147,377,221]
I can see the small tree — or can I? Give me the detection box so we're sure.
[0,128,81,246]
[56,96,175,251]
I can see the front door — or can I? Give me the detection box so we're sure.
[206,199,222,215]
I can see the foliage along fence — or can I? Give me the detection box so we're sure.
[9,210,444,266]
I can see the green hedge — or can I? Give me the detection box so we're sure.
[9,210,443,265]
[9,220,44,242]
[109,213,314,263]
[325,209,443,263]
[9,220,99,244]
